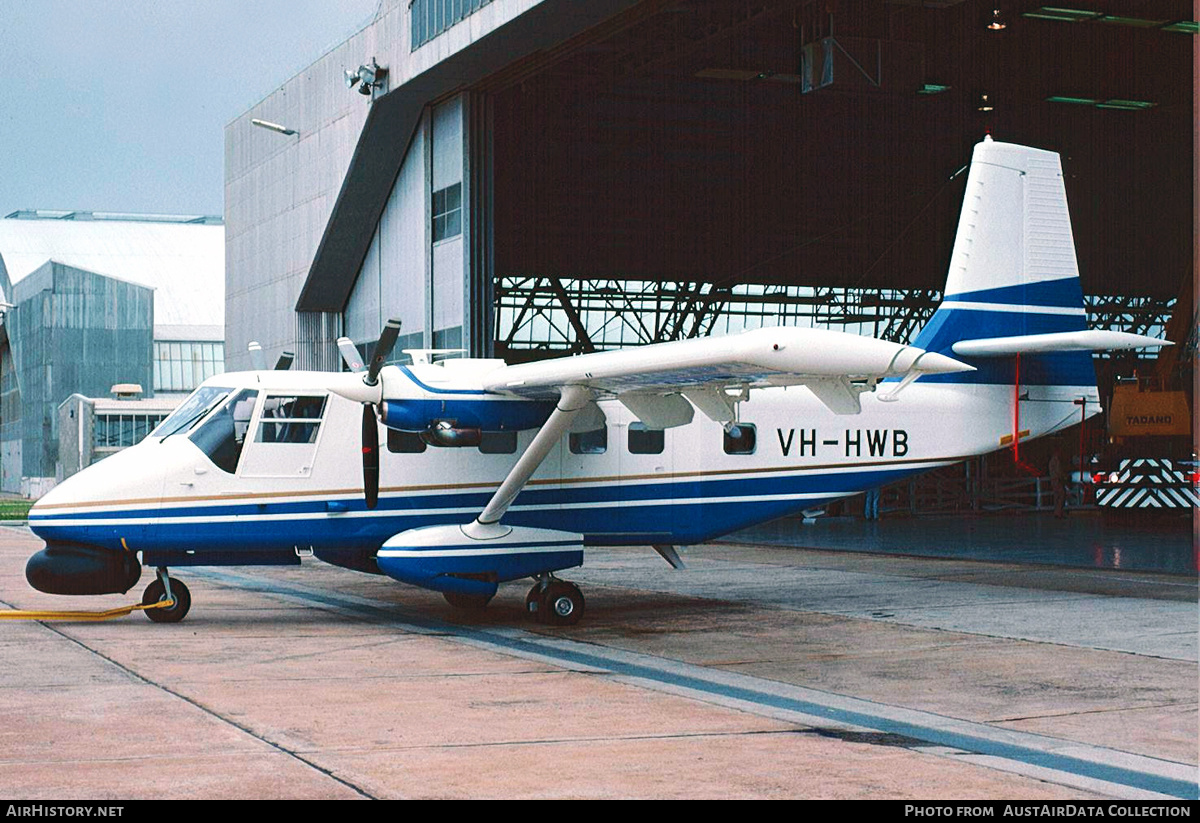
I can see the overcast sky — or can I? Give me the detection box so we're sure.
[0,0,380,217]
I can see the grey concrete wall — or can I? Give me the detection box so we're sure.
[225,0,544,371]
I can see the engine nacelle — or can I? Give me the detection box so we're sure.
[379,397,554,433]
[26,542,142,596]
[375,524,584,598]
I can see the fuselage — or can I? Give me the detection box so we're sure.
[29,362,1099,573]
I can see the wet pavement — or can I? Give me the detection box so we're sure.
[730,510,1196,575]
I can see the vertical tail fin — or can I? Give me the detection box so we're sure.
[912,137,1095,388]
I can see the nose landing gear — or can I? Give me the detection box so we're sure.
[142,568,191,623]
[526,576,585,626]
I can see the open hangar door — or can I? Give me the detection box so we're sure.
[484,0,1192,361]
[479,0,1193,515]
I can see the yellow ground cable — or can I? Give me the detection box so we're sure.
[0,599,175,622]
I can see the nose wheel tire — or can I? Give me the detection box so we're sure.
[142,578,191,623]
[527,580,584,626]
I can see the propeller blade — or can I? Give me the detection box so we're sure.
[336,337,365,372]
[362,404,380,510]
[247,341,267,371]
[274,351,295,371]
[365,318,402,386]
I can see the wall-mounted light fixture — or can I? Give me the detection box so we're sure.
[345,58,388,97]
[251,119,298,136]
[987,8,1007,30]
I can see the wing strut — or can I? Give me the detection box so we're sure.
[462,385,593,539]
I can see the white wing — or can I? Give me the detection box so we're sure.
[483,326,972,420]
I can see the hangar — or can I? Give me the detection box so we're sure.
[226,0,1194,509]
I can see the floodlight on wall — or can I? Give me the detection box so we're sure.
[987,8,1007,30]
[978,93,995,112]
[251,118,298,136]
[345,58,388,97]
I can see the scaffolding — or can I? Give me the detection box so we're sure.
[496,278,1175,354]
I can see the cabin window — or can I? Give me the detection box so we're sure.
[479,431,518,454]
[387,429,427,454]
[627,423,664,455]
[256,395,327,444]
[189,389,259,474]
[569,427,607,455]
[723,423,757,455]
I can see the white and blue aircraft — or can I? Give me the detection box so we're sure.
[24,138,1165,625]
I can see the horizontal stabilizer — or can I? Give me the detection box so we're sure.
[952,330,1169,358]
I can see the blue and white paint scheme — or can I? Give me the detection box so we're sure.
[24,138,1166,625]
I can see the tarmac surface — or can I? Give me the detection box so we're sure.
[733,510,1196,574]
[0,517,1196,800]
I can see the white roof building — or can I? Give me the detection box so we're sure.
[0,211,224,341]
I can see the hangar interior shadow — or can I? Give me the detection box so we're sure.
[484,0,1192,356]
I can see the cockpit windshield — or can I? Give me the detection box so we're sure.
[151,386,233,438]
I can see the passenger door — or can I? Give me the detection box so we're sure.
[238,394,329,479]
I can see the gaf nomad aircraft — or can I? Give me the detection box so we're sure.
[25,138,1165,625]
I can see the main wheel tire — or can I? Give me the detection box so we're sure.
[443,590,493,611]
[541,581,584,627]
[142,578,191,623]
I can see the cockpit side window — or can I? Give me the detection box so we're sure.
[189,389,259,474]
[255,395,327,444]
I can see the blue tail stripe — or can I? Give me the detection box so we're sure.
[912,304,1092,386]
[943,277,1085,309]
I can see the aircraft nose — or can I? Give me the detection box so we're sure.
[28,441,169,543]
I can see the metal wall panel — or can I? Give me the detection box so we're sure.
[346,124,429,347]
[8,263,153,483]
[431,95,466,346]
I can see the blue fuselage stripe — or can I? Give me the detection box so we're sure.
[28,466,916,524]
[28,465,922,552]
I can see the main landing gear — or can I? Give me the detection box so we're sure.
[526,576,585,626]
[141,567,191,624]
